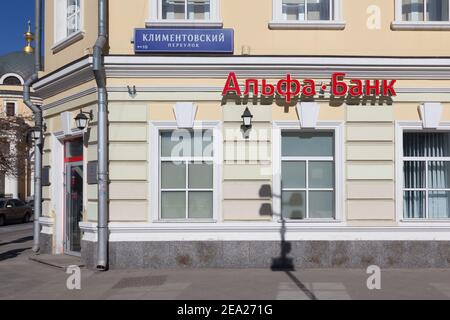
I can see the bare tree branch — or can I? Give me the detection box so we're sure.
[0,115,33,178]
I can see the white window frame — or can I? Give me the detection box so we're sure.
[0,73,24,85]
[392,0,450,30]
[52,0,85,53]
[396,121,450,224]
[66,0,82,35]
[149,121,222,223]
[3,101,17,117]
[269,0,345,30]
[147,0,222,28]
[272,121,344,223]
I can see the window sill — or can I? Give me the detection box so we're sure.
[391,21,450,30]
[51,30,85,54]
[400,219,450,223]
[277,219,341,223]
[145,20,223,28]
[154,219,217,223]
[269,20,346,30]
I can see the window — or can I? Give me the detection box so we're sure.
[280,131,335,220]
[402,132,450,219]
[162,0,210,20]
[282,0,332,21]
[0,73,23,85]
[65,139,84,161]
[148,0,221,26]
[53,0,83,51]
[67,0,81,36]
[5,103,15,117]
[159,129,214,220]
[2,76,21,86]
[12,200,25,207]
[402,0,449,21]
[270,0,344,29]
[393,0,450,29]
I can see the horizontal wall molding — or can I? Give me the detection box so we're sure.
[0,90,41,99]
[391,21,450,31]
[42,87,97,110]
[79,221,450,242]
[103,56,450,79]
[33,55,450,100]
[109,86,450,94]
[268,21,346,30]
[40,85,450,111]
[39,217,54,235]
[33,57,94,99]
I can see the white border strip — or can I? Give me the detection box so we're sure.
[104,56,450,67]
[80,222,450,242]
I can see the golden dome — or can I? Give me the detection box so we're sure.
[24,45,34,54]
[23,20,34,54]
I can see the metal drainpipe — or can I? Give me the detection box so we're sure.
[23,0,42,254]
[93,0,109,270]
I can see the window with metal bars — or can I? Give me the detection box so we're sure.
[402,132,450,219]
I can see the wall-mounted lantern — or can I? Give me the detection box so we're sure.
[29,123,47,141]
[241,107,253,129]
[75,109,93,130]
[31,127,42,140]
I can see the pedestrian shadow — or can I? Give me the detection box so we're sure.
[0,236,33,247]
[259,183,319,300]
[0,247,31,262]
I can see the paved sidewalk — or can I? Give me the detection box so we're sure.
[2,254,450,299]
[1,223,450,300]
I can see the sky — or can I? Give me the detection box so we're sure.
[0,0,38,56]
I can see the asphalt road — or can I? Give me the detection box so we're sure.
[1,223,450,300]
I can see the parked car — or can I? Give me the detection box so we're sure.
[0,198,33,226]
[26,199,34,214]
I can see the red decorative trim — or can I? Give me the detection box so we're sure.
[64,156,83,163]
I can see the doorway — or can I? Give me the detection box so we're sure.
[64,138,84,256]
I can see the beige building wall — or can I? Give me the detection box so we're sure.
[40,87,450,226]
[44,0,98,73]
[108,102,148,222]
[223,104,273,221]
[43,0,450,74]
[0,84,39,117]
[346,106,395,225]
[35,0,450,235]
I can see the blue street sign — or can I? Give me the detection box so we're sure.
[134,28,234,53]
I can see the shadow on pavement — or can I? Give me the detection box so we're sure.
[0,236,33,247]
[258,184,319,300]
[0,247,31,262]
[285,270,318,300]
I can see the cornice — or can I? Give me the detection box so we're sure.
[40,85,450,111]
[42,87,97,110]
[33,55,450,99]
[104,56,450,79]
[33,57,94,99]
[0,90,41,99]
